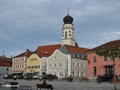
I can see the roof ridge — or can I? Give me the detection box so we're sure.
[38,44,60,47]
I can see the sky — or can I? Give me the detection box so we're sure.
[0,0,120,57]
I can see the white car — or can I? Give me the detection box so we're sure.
[32,75,39,79]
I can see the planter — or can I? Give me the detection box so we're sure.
[62,78,68,81]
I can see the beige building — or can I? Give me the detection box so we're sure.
[12,49,33,75]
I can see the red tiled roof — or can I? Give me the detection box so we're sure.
[36,44,61,57]
[65,45,89,54]
[88,39,120,52]
[14,49,34,58]
[0,56,12,67]
[0,62,12,67]
[36,43,89,58]
[0,56,12,62]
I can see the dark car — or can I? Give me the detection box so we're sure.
[101,74,115,82]
[43,74,58,81]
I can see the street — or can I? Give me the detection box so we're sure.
[0,79,120,90]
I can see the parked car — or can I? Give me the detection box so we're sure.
[43,74,58,80]
[32,75,39,79]
[38,75,44,81]
[101,74,117,82]
[38,74,58,81]
[7,74,13,79]
[17,75,24,79]
[24,75,32,80]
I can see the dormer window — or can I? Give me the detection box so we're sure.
[72,53,75,57]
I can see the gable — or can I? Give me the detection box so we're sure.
[36,44,61,57]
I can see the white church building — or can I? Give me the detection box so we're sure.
[36,13,89,78]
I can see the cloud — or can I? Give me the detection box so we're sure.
[101,31,120,41]
[73,0,82,3]
[0,0,120,57]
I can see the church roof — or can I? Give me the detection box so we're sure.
[65,45,89,54]
[36,44,61,57]
[36,43,89,58]
[63,14,73,24]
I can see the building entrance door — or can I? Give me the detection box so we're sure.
[105,66,113,74]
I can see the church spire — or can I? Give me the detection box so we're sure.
[67,8,69,15]
[61,13,75,46]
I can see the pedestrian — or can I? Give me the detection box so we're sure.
[13,75,17,81]
[68,75,73,82]
[42,80,54,90]
[97,75,102,83]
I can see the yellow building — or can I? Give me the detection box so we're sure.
[26,54,40,75]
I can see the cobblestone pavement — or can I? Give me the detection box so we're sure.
[0,79,120,90]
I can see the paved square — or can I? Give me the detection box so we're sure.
[0,79,120,90]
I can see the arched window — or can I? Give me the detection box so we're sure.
[65,32,67,39]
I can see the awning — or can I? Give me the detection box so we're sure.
[25,72,39,74]
[11,72,23,75]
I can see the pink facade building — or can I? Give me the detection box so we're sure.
[87,40,120,79]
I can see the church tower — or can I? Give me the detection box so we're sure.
[61,13,75,46]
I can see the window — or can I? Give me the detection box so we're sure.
[59,63,61,67]
[73,62,74,66]
[49,64,51,67]
[77,63,80,67]
[110,56,114,60]
[75,54,77,57]
[93,56,96,62]
[29,66,31,69]
[54,56,56,59]
[81,55,84,58]
[65,32,67,39]
[54,64,56,67]
[82,72,85,77]
[94,67,97,76]
[72,54,75,57]
[6,68,9,71]
[35,66,37,68]
[82,63,85,67]
[32,66,34,69]
[104,57,107,61]
[38,65,40,68]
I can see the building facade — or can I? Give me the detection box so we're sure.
[26,54,40,75]
[87,40,120,79]
[12,49,33,75]
[0,55,12,77]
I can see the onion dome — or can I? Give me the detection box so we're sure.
[63,14,73,24]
